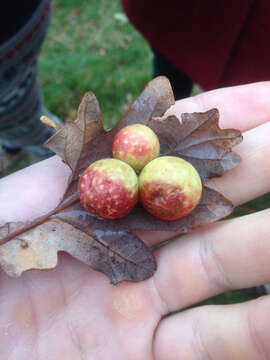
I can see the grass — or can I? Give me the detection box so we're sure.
[40,0,152,129]
[2,0,269,306]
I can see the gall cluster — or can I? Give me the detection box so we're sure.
[78,124,202,221]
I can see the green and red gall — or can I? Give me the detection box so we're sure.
[78,158,138,219]
[78,123,202,221]
[139,156,202,220]
[112,124,160,172]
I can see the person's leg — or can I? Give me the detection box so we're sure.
[152,47,193,100]
[0,0,61,170]
[0,0,42,44]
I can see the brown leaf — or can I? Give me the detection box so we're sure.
[45,91,106,181]
[0,219,156,284]
[56,186,233,233]
[0,76,242,284]
[148,109,243,179]
[116,76,175,129]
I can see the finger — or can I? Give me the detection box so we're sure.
[206,120,270,206]
[167,81,270,131]
[153,296,270,360]
[0,156,71,225]
[152,209,270,313]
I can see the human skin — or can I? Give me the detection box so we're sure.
[0,82,270,359]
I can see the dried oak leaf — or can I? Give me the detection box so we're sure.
[148,110,242,180]
[0,220,154,285]
[0,76,243,284]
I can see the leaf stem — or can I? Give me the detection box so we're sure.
[0,196,80,246]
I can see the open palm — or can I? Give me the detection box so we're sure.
[1,82,270,359]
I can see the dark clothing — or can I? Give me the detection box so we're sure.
[0,0,52,149]
[152,47,193,100]
[122,0,270,90]
[0,0,41,44]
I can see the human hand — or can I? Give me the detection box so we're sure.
[0,82,270,359]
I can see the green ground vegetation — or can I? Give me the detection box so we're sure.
[41,0,152,129]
